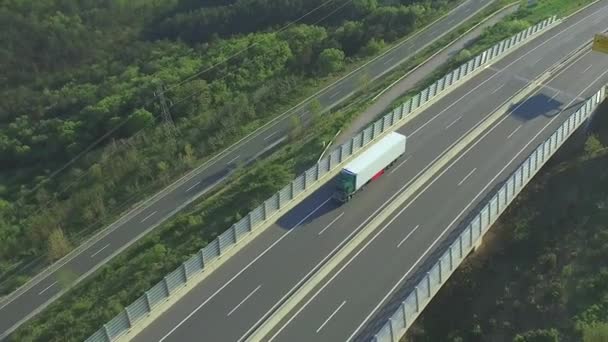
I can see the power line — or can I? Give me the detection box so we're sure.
[168,0,357,107]
[29,0,344,192]
[161,0,340,95]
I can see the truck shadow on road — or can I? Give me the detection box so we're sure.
[510,92,584,122]
[275,180,340,230]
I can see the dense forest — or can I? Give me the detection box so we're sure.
[407,100,608,341]
[0,0,459,294]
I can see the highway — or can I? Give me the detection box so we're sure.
[0,0,494,338]
[131,2,608,341]
[267,35,608,342]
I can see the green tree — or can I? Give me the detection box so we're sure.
[126,108,155,135]
[47,228,72,262]
[582,322,608,342]
[360,38,384,57]
[454,49,473,65]
[279,25,327,70]
[584,134,604,157]
[317,48,345,75]
[334,20,366,55]
[513,329,560,342]
[309,99,324,126]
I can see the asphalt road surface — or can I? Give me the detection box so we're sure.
[268,35,608,342]
[132,2,608,341]
[0,0,494,338]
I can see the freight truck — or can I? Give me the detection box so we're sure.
[333,132,406,203]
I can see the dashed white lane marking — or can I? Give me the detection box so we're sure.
[445,116,462,129]
[318,213,345,236]
[90,243,110,258]
[226,155,240,165]
[186,181,201,192]
[507,125,522,139]
[397,225,420,248]
[390,156,410,174]
[316,300,347,333]
[227,285,261,317]
[38,281,57,296]
[457,167,477,186]
[140,211,157,223]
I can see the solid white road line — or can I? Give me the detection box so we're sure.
[390,156,411,174]
[329,91,341,100]
[445,116,462,129]
[507,125,522,139]
[159,196,332,342]
[582,64,593,74]
[397,225,420,248]
[345,62,608,342]
[316,301,347,333]
[185,181,201,193]
[38,281,57,296]
[227,285,261,317]
[140,211,157,223]
[318,213,345,236]
[457,168,477,186]
[491,83,506,94]
[226,155,240,165]
[90,243,110,258]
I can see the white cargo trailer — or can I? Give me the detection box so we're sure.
[334,132,406,202]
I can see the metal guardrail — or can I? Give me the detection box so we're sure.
[86,16,559,342]
[371,85,607,342]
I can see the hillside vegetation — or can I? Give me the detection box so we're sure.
[0,0,461,294]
